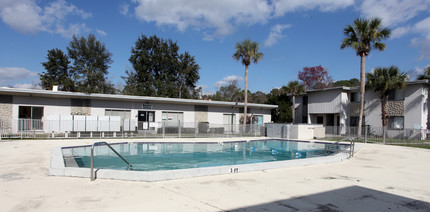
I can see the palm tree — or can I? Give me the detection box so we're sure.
[281,81,306,123]
[341,17,391,137]
[417,66,430,80]
[233,40,263,132]
[366,66,406,144]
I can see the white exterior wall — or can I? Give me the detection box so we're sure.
[208,106,239,125]
[404,84,427,129]
[263,115,271,123]
[364,84,428,129]
[364,89,382,127]
[340,92,348,133]
[308,89,342,114]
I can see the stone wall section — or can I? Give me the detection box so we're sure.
[0,103,12,130]
[349,103,360,116]
[388,101,404,116]
[194,111,208,123]
[71,107,91,116]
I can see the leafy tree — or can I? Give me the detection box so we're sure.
[123,35,200,98]
[281,81,306,123]
[298,65,333,89]
[212,80,243,102]
[249,91,267,104]
[266,88,292,123]
[333,78,360,87]
[177,52,200,98]
[366,66,406,144]
[417,66,430,80]
[67,34,115,94]
[39,48,75,91]
[341,17,391,137]
[233,39,263,131]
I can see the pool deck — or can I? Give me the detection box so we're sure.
[0,137,429,211]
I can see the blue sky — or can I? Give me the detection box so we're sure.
[1,0,430,95]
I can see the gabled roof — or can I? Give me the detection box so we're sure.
[0,87,278,109]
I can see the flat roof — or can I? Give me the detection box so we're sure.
[0,87,278,109]
[306,79,429,93]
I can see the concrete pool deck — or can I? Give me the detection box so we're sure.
[0,137,429,211]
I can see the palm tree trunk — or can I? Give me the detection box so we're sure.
[357,54,366,138]
[243,65,249,133]
[381,94,389,144]
[291,95,296,123]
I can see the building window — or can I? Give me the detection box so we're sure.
[194,105,208,112]
[105,109,131,120]
[253,115,263,125]
[351,92,360,103]
[18,106,44,131]
[388,116,404,129]
[388,89,405,101]
[19,106,43,119]
[316,116,324,124]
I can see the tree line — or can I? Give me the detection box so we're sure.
[39,34,200,99]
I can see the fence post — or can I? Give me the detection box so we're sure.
[162,122,165,138]
[178,120,181,138]
[364,126,368,143]
[20,120,23,140]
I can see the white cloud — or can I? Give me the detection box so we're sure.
[273,0,354,16]
[215,75,243,88]
[132,0,272,38]
[0,67,38,82]
[96,29,107,36]
[414,64,430,75]
[391,26,411,39]
[196,85,213,96]
[264,24,291,47]
[359,0,430,27]
[13,83,34,89]
[56,23,89,38]
[411,37,430,60]
[409,17,430,60]
[119,3,129,16]
[0,0,91,37]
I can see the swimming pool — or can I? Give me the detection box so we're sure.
[50,139,352,181]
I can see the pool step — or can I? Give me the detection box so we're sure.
[62,149,79,167]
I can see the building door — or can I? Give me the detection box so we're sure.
[223,114,236,133]
[138,111,155,130]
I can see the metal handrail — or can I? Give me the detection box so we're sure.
[91,141,133,181]
[325,137,356,158]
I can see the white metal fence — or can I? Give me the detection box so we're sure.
[0,119,265,140]
[324,125,429,147]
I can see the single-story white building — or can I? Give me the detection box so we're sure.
[0,87,276,135]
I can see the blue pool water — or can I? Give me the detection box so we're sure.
[63,140,347,171]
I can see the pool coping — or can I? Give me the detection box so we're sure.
[49,140,359,182]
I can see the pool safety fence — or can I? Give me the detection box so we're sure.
[323,125,430,148]
[0,118,265,140]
